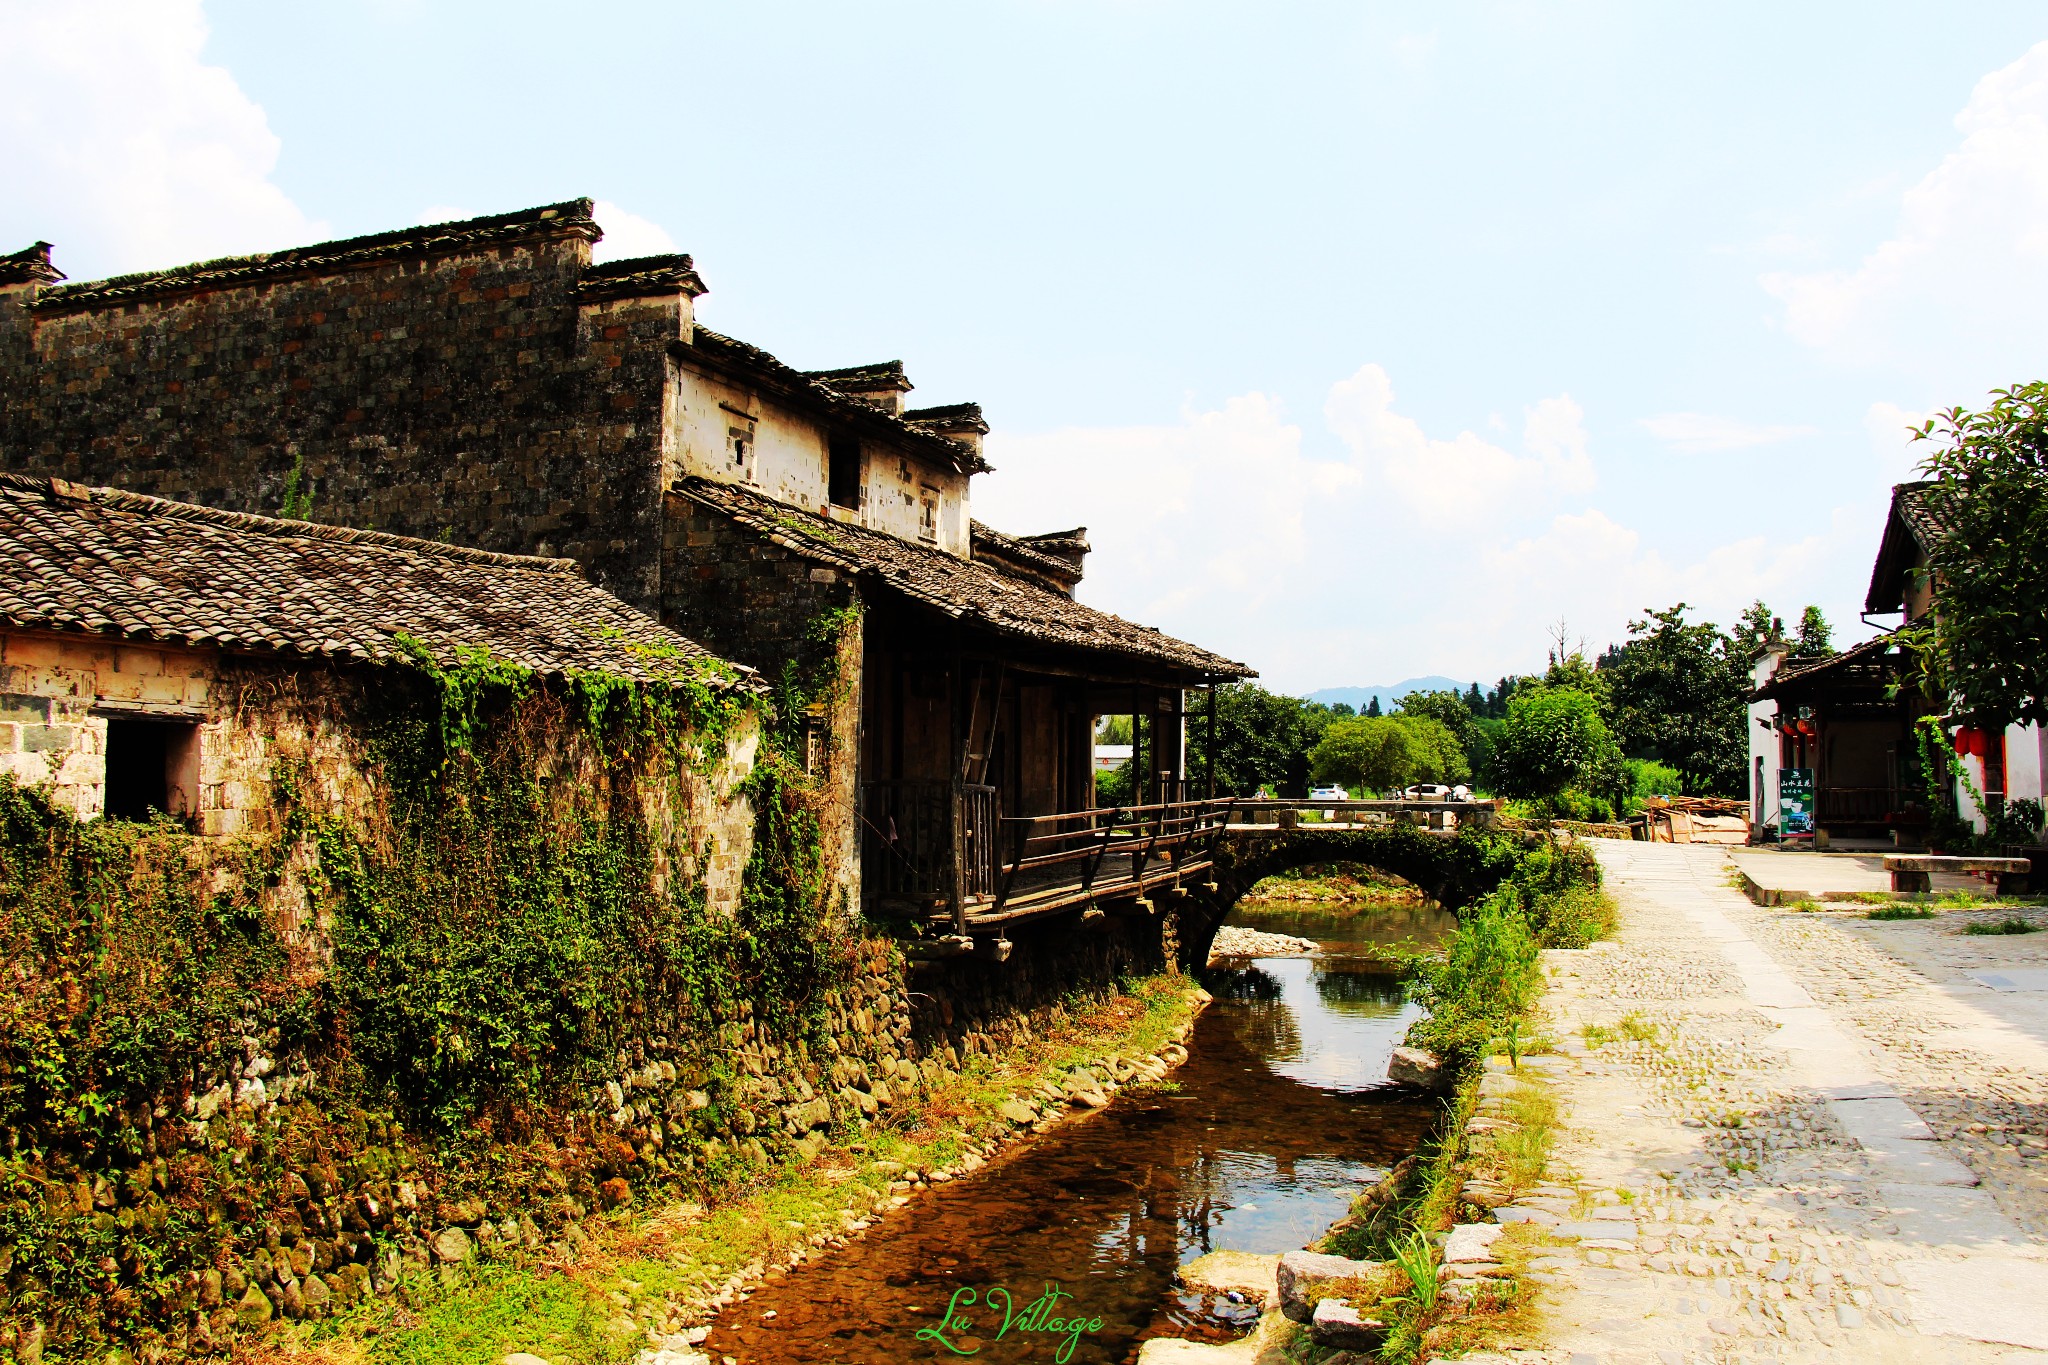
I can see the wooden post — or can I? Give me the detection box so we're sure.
[1205,682,1218,800]
[949,644,968,936]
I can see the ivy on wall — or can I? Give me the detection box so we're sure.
[0,607,864,1353]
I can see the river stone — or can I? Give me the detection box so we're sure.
[1278,1251,1389,1323]
[505,1355,553,1365]
[432,1227,474,1264]
[1443,1223,1505,1263]
[1310,1298,1387,1350]
[235,1284,273,1327]
[1555,1219,1638,1242]
[1386,1046,1445,1091]
[995,1098,1037,1125]
[301,1273,331,1318]
[1178,1250,1280,1303]
[1493,1205,1558,1226]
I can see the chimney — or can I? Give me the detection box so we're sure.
[904,401,989,460]
[0,242,63,369]
[803,360,913,415]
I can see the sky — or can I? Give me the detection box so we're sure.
[8,3,2048,693]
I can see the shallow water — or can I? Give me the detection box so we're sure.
[702,897,1453,1364]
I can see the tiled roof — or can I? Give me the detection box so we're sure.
[577,253,707,303]
[676,477,1252,680]
[1751,632,1903,702]
[905,402,990,437]
[0,473,755,690]
[677,330,992,475]
[1894,481,1957,551]
[969,521,1084,593]
[1865,480,1961,614]
[33,201,601,314]
[0,242,62,287]
[802,360,912,394]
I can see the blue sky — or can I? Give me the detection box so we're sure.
[9,3,2048,691]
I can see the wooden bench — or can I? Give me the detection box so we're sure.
[1883,854,2032,895]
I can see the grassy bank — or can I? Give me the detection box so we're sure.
[1312,836,1613,1364]
[251,974,1202,1365]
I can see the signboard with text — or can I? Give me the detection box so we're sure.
[1779,767,1815,836]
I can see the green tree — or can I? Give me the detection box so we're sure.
[1602,604,1748,796]
[1396,715,1472,785]
[1905,384,2048,728]
[1186,685,1336,797]
[1364,695,1383,718]
[1792,605,1833,660]
[1308,716,1415,792]
[1397,688,1482,784]
[1491,686,1619,800]
[1729,599,1779,658]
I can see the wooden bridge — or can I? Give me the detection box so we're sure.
[871,794,1502,939]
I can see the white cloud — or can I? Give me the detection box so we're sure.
[1639,412,1818,452]
[1763,40,2048,387]
[591,201,678,264]
[1864,401,1935,483]
[978,364,1851,690]
[1322,364,1592,526]
[0,0,320,280]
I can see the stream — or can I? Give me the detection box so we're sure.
[702,897,1455,1364]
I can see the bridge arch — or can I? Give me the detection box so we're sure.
[1175,825,1520,969]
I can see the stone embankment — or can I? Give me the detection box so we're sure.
[1208,925,1319,961]
[1489,840,2048,1364]
[587,1002,1206,1365]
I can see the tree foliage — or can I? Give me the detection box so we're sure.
[1308,715,1471,793]
[1602,603,1749,796]
[1186,684,1339,797]
[1490,685,1619,800]
[1905,384,2048,728]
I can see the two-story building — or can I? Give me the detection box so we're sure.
[1750,481,2045,845]
[0,201,1253,936]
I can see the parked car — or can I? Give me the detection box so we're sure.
[1308,784,1349,801]
[1400,783,1453,801]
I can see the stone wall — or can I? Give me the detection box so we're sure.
[0,214,676,611]
[0,632,1182,1360]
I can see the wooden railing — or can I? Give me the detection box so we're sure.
[985,797,1239,923]
[870,790,1496,931]
[861,780,999,904]
[1817,787,1916,824]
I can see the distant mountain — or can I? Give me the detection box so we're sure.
[1305,677,1475,713]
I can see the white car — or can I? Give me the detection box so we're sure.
[1308,785,1349,801]
[1401,783,1453,801]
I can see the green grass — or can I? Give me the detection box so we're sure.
[373,1265,631,1365]
[1868,904,1939,920]
[1964,917,2042,936]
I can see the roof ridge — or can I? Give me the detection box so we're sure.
[0,472,588,576]
[36,200,598,313]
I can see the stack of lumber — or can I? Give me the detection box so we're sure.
[1640,795,1750,845]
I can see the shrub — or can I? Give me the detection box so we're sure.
[1406,894,1539,1065]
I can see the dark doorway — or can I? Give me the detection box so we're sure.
[103,718,198,821]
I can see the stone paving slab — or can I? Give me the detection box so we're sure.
[1730,848,1981,903]
[1521,840,2048,1364]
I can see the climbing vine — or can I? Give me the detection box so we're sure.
[0,608,865,1353]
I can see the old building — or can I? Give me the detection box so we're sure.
[1749,481,2045,845]
[0,469,761,905]
[0,202,1252,933]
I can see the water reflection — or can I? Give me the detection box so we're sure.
[703,897,1445,1364]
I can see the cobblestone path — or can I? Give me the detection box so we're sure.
[1500,840,2048,1365]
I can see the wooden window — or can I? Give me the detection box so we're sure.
[828,434,862,510]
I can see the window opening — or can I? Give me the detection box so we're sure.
[828,434,862,510]
[104,718,200,822]
[728,424,757,481]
